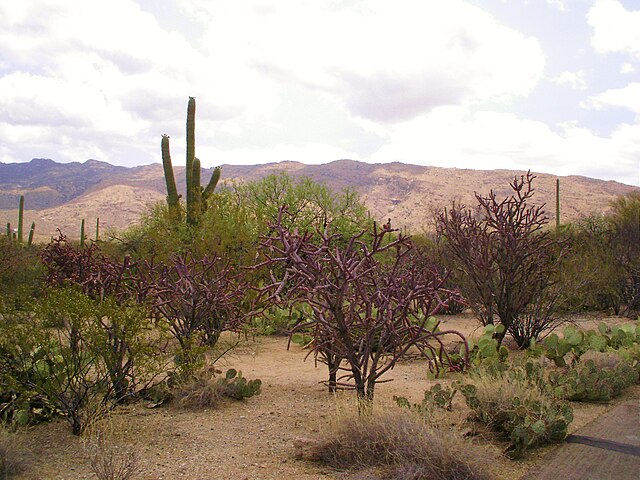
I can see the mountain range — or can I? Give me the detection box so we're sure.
[1,158,637,241]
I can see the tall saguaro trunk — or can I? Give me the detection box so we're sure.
[186,97,197,225]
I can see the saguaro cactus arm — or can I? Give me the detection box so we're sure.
[161,134,182,221]
[202,166,222,202]
[27,222,35,247]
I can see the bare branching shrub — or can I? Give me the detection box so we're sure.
[87,436,139,480]
[300,412,492,480]
[437,172,566,347]
[145,253,253,372]
[258,208,466,412]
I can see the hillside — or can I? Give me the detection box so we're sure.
[0,158,637,240]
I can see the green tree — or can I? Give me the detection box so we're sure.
[608,192,640,316]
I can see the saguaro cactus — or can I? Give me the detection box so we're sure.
[161,97,222,226]
[7,195,35,246]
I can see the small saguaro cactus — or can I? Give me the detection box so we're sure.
[80,218,86,247]
[7,196,35,247]
[161,97,222,226]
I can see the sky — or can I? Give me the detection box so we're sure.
[0,0,639,186]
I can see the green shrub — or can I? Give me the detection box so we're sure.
[0,237,44,306]
[0,289,164,434]
[251,304,312,336]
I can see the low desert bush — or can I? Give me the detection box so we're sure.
[460,363,573,459]
[86,436,139,480]
[299,411,492,480]
[172,367,262,410]
[0,428,27,478]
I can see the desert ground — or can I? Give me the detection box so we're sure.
[12,313,639,480]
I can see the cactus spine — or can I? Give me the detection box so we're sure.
[161,97,222,226]
[555,178,560,229]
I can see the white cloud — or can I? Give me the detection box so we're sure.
[183,0,545,123]
[588,0,640,58]
[621,62,636,74]
[0,0,637,187]
[546,0,567,12]
[551,70,587,90]
[583,83,640,114]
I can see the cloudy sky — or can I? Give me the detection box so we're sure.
[1,0,639,186]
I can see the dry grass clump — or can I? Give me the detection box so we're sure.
[299,411,493,480]
[463,369,553,428]
[86,436,139,480]
[0,428,28,478]
[172,371,226,410]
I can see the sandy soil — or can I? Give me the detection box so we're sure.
[12,313,640,480]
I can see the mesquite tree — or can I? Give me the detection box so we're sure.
[258,208,466,413]
[437,172,564,347]
[608,192,640,316]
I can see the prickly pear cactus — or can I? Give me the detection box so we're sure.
[217,369,262,400]
[549,358,638,401]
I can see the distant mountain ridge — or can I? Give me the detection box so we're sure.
[0,158,637,240]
